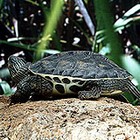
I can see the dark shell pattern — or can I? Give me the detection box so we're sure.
[30,51,130,79]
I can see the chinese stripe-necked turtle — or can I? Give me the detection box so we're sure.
[8,51,140,103]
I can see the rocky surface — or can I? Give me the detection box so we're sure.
[0,96,140,140]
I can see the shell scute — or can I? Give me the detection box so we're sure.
[29,51,130,80]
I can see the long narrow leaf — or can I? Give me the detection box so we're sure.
[35,0,64,60]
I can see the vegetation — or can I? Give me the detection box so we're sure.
[0,0,140,105]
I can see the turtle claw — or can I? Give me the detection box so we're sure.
[10,92,29,104]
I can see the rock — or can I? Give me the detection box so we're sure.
[0,97,140,140]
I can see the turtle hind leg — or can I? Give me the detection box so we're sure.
[124,80,140,100]
[78,86,102,100]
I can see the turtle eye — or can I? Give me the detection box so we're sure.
[8,56,15,63]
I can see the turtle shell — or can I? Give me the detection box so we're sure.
[29,51,130,79]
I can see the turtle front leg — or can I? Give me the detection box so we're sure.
[10,75,53,103]
[78,86,102,100]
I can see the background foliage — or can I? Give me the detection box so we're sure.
[0,0,140,104]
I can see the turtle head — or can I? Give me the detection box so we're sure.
[8,56,30,83]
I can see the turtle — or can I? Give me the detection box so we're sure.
[8,51,140,103]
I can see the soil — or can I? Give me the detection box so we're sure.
[0,96,140,140]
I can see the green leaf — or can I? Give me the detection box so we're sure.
[123,4,140,18]
[122,92,140,106]
[0,81,15,96]
[114,18,132,30]
[0,68,10,79]
[0,0,3,9]
[114,4,140,32]
[25,0,39,6]
[99,44,111,55]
